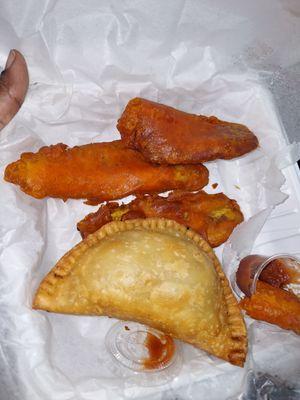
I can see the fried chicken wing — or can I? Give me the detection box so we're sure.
[117,98,259,164]
[240,280,300,335]
[77,190,244,247]
[4,141,208,202]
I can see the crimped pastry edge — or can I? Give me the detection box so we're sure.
[33,218,247,366]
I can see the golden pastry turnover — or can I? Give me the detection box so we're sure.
[33,218,247,366]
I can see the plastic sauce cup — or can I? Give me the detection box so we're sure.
[236,253,300,297]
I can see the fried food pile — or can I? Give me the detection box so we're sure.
[5,97,258,247]
[5,96,264,366]
[5,95,298,365]
[118,98,259,164]
[77,190,244,248]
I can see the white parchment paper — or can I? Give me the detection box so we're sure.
[1,1,300,399]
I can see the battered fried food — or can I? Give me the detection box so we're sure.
[77,190,244,247]
[259,258,300,289]
[4,141,209,202]
[117,98,259,164]
[240,280,300,335]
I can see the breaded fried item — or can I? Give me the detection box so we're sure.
[77,190,244,247]
[33,219,247,366]
[240,280,300,335]
[4,141,208,202]
[117,98,259,164]
[259,258,300,289]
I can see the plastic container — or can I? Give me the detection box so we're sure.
[105,321,182,386]
[236,253,300,297]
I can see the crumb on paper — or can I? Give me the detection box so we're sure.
[124,325,130,331]
[235,185,240,190]
[212,183,218,189]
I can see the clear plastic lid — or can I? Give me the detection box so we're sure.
[105,321,182,386]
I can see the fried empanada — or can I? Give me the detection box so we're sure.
[33,219,247,366]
